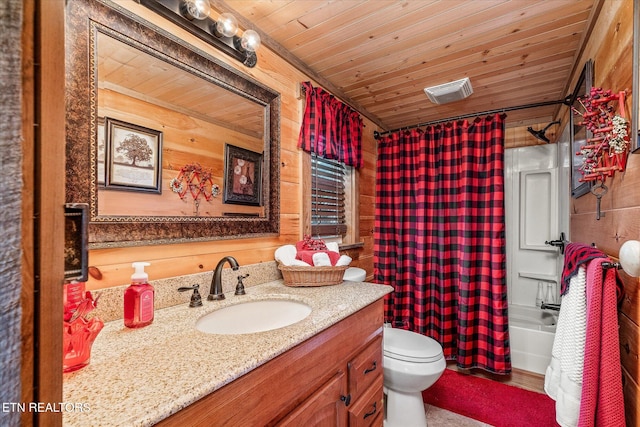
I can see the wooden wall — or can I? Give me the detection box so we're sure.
[567,1,639,425]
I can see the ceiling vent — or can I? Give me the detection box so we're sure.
[423,77,473,105]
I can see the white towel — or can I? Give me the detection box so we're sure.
[274,245,298,266]
[335,255,352,266]
[326,242,340,253]
[544,265,587,427]
[312,252,332,266]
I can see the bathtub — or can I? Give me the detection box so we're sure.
[508,304,557,374]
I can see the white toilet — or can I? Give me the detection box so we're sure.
[343,267,366,281]
[383,327,446,427]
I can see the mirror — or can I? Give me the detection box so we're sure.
[65,0,280,248]
[570,59,594,198]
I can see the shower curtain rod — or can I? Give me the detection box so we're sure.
[373,97,572,139]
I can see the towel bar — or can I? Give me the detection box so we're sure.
[541,302,561,311]
[601,261,621,270]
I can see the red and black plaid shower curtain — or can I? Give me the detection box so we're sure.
[374,114,511,374]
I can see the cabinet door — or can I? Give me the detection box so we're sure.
[276,371,348,427]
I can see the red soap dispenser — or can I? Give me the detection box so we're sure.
[124,262,154,328]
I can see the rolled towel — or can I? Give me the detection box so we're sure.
[274,245,298,266]
[290,259,312,266]
[297,250,341,266]
[326,242,340,253]
[336,255,352,267]
[312,252,332,267]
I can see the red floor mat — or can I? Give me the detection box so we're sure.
[422,368,559,427]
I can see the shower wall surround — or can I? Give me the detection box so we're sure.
[504,143,563,307]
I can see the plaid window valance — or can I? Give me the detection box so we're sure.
[297,81,363,168]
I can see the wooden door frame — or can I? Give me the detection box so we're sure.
[21,0,65,425]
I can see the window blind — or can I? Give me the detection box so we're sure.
[311,153,347,237]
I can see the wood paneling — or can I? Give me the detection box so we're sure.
[619,313,639,382]
[622,367,639,427]
[33,0,66,425]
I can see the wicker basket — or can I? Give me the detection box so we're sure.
[278,263,349,287]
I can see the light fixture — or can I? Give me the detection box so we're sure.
[424,77,473,104]
[215,13,238,37]
[139,0,260,68]
[527,121,561,143]
[239,29,261,52]
[180,0,210,20]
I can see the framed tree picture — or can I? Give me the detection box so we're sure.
[105,118,163,193]
[223,144,263,206]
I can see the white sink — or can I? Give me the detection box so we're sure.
[195,299,312,335]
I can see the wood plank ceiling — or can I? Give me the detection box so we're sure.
[220,0,601,131]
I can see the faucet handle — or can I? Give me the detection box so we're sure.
[235,274,250,296]
[178,284,203,308]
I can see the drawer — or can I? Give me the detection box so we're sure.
[349,334,383,397]
[348,378,383,427]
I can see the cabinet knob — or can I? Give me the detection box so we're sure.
[340,394,351,407]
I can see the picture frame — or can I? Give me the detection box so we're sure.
[223,144,263,206]
[570,59,594,199]
[105,117,162,193]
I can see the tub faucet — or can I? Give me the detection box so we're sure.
[208,256,240,301]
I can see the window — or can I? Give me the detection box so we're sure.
[311,153,351,239]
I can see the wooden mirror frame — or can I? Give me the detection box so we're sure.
[65,0,280,248]
[632,0,640,153]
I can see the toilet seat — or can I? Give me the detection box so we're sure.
[384,328,443,363]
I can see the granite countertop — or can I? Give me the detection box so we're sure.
[63,280,392,427]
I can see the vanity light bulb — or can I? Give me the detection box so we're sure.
[216,13,238,37]
[183,0,211,20]
[241,30,261,52]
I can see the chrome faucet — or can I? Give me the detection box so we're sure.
[208,256,240,301]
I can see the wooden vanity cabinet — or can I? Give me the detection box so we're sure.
[156,298,384,427]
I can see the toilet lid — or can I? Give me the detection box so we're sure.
[343,267,366,281]
[384,328,444,363]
